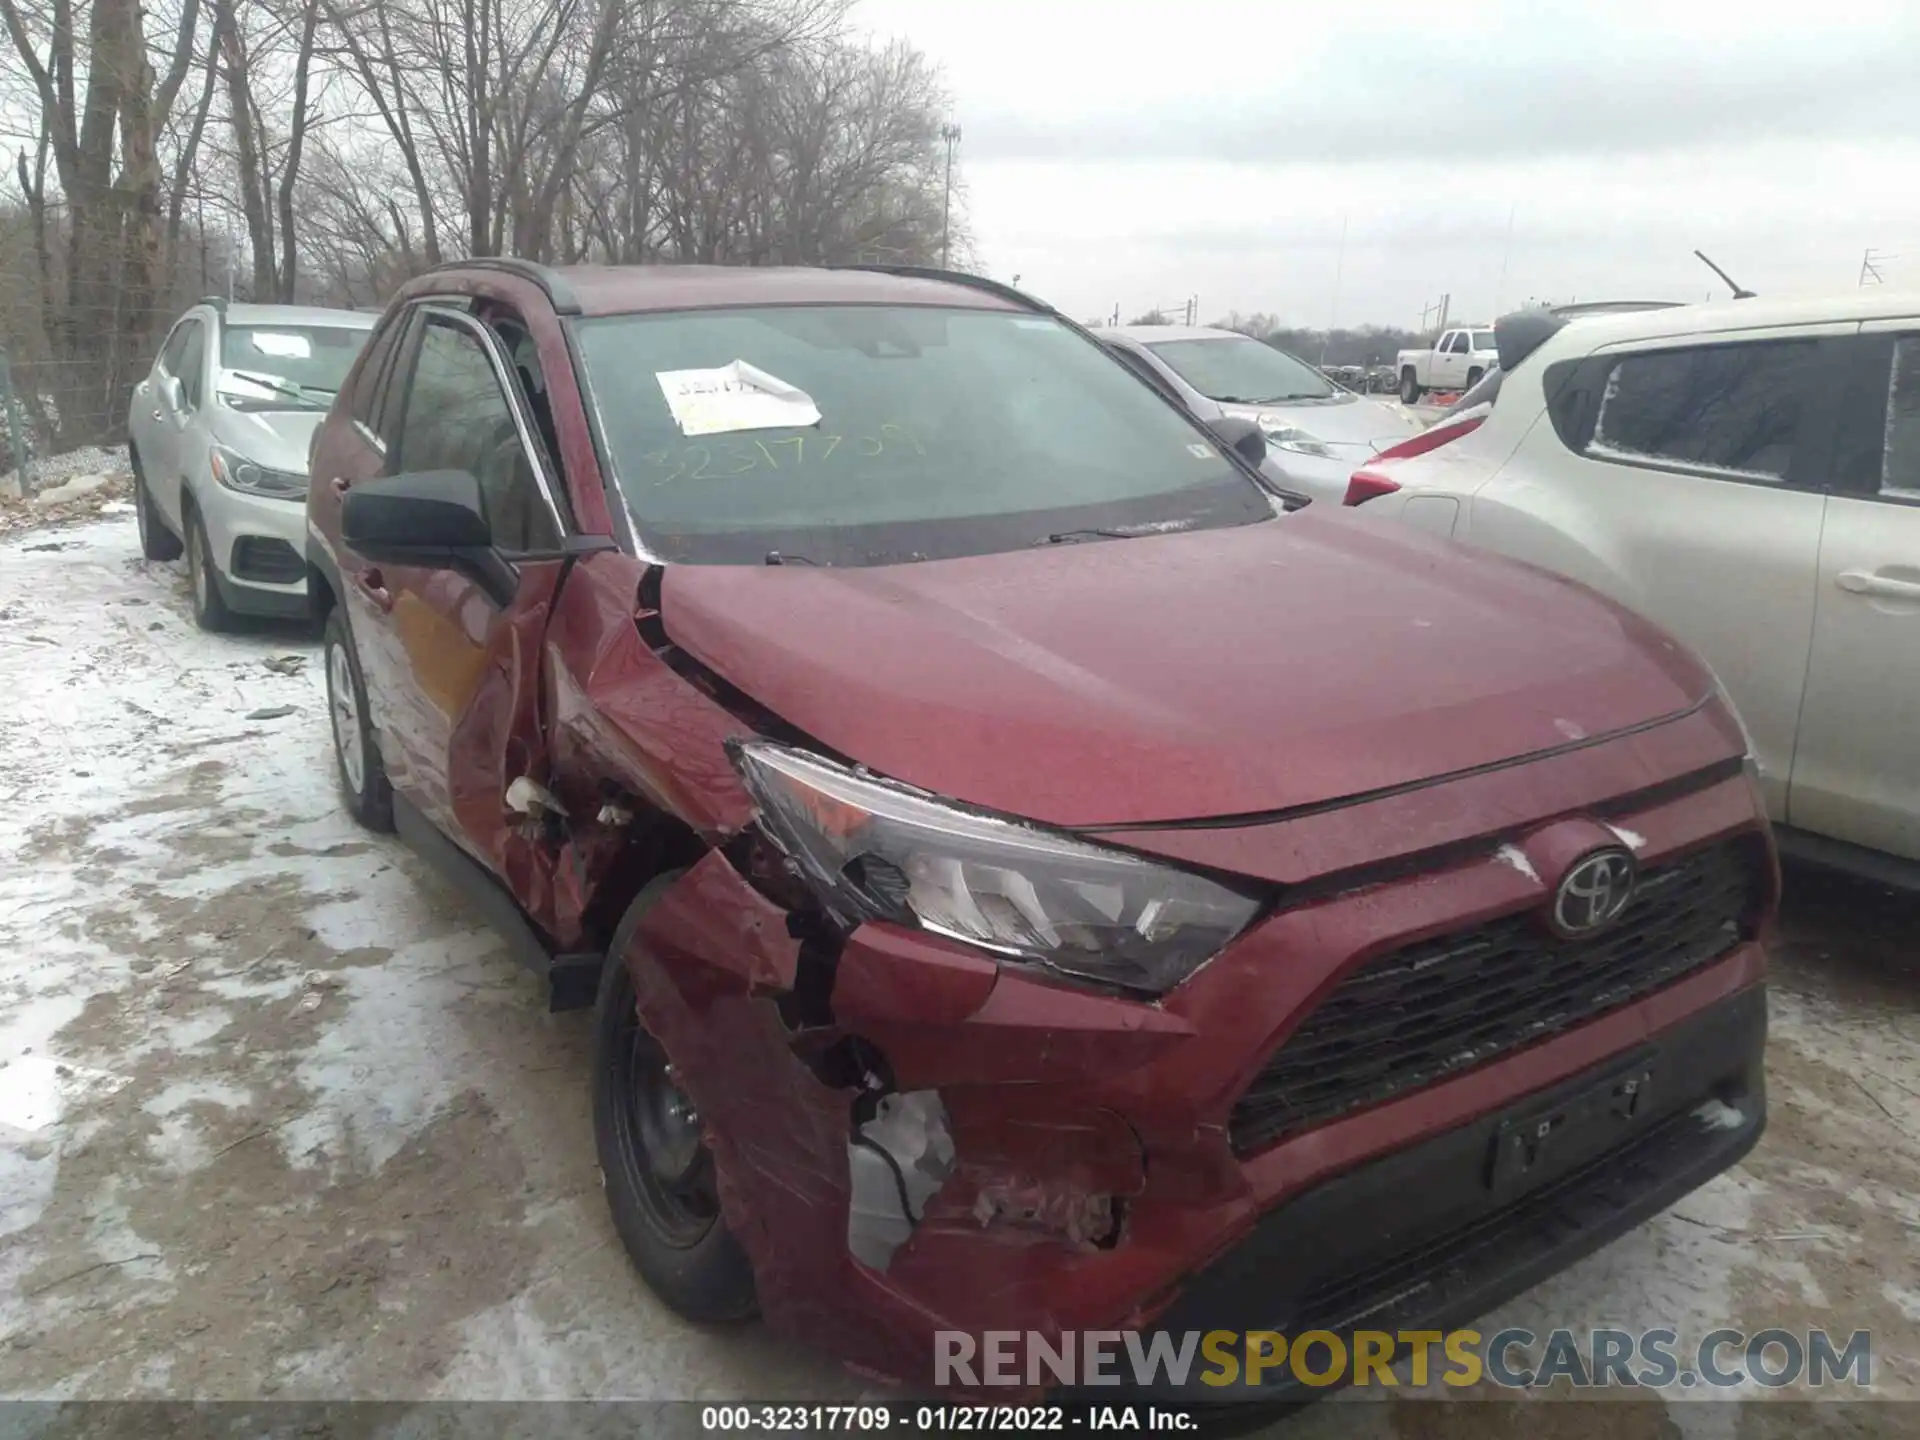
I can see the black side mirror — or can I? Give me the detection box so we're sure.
[343,469,492,563]
[1207,414,1267,468]
[342,469,527,604]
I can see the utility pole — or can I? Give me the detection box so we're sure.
[940,123,962,269]
[1494,201,1516,315]
[1323,213,1348,366]
[1861,248,1891,286]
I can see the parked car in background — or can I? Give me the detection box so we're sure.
[1349,292,1920,882]
[1396,326,1500,402]
[1095,325,1420,502]
[304,259,1771,1406]
[128,299,377,629]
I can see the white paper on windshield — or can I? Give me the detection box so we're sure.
[249,331,312,359]
[656,360,821,437]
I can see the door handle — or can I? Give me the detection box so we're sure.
[357,569,393,612]
[1837,570,1920,602]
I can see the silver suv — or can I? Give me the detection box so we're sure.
[128,300,376,629]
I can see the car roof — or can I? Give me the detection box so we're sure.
[538,264,1029,318]
[1541,289,1920,351]
[1095,325,1248,343]
[217,302,377,329]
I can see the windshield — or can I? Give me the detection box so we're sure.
[1471,331,1496,352]
[1142,336,1336,403]
[574,306,1276,566]
[218,324,369,410]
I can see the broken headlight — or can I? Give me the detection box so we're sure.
[732,741,1260,995]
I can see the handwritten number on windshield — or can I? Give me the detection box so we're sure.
[642,426,922,485]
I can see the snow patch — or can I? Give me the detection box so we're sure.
[1694,1098,1747,1132]
[0,1056,131,1134]
[29,472,112,507]
[1494,844,1540,883]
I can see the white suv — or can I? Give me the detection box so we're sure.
[128,300,376,629]
[1347,293,1920,880]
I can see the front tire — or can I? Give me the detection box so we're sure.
[1399,369,1424,405]
[133,453,182,562]
[183,503,236,632]
[594,874,758,1324]
[322,606,394,831]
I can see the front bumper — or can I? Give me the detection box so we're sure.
[193,478,308,615]
[1098,982,1766,1405]
[615,759,1773,1397]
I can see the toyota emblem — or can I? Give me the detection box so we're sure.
[1550,847,1637,938]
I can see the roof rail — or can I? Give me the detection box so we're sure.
[828,264,1053,315]
[426,256,582,316]
[1550,300,1685,318]
[198,295,228,314]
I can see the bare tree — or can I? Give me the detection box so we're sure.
[0,0,206,442]
[0,0,966,447]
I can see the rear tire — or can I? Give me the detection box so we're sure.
[594,873,759,1324]
[133,453,182,562]
[1465,366,1485,390]
[183,503,235,632]
[1400,369,1423,404]
[322,606,394,831]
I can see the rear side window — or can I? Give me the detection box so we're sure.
[1588,340,1819,483]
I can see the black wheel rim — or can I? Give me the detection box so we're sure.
[608,1001,719,1247]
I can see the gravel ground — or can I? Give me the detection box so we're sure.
[0,518,1915,1437]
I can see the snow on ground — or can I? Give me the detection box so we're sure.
[0,516,1915,1426]
[0,517,845,1402]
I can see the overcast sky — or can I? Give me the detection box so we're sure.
[857,0,1920,329]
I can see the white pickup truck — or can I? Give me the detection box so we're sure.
[1396,326,1499,403]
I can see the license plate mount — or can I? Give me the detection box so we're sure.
[1486,1052,1656,1193]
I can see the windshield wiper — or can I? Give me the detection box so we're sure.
[1250,392,1328,403]
[1039,528,1141,546]
[223,369,332,404]
[763,550,820,566]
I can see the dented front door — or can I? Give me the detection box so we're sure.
[349,304,571,882]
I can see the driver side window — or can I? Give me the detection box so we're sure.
[391,315,559,553]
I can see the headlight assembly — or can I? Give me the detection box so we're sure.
[1257,420,1333,459]
[731,741,1261,995]
[210,444,308,500]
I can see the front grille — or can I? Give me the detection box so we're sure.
[1229,839,1759,1154]
[230,536,304,584]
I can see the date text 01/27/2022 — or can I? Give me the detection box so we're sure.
[699,1405,1194,1432]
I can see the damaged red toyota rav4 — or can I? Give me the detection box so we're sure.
[304,260,1772,1406]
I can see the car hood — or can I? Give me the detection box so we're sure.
[1218,393,1420,455]
[211,401,326,473]
[660,514,1713,828]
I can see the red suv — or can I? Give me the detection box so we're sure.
[305,260,1771,1405]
